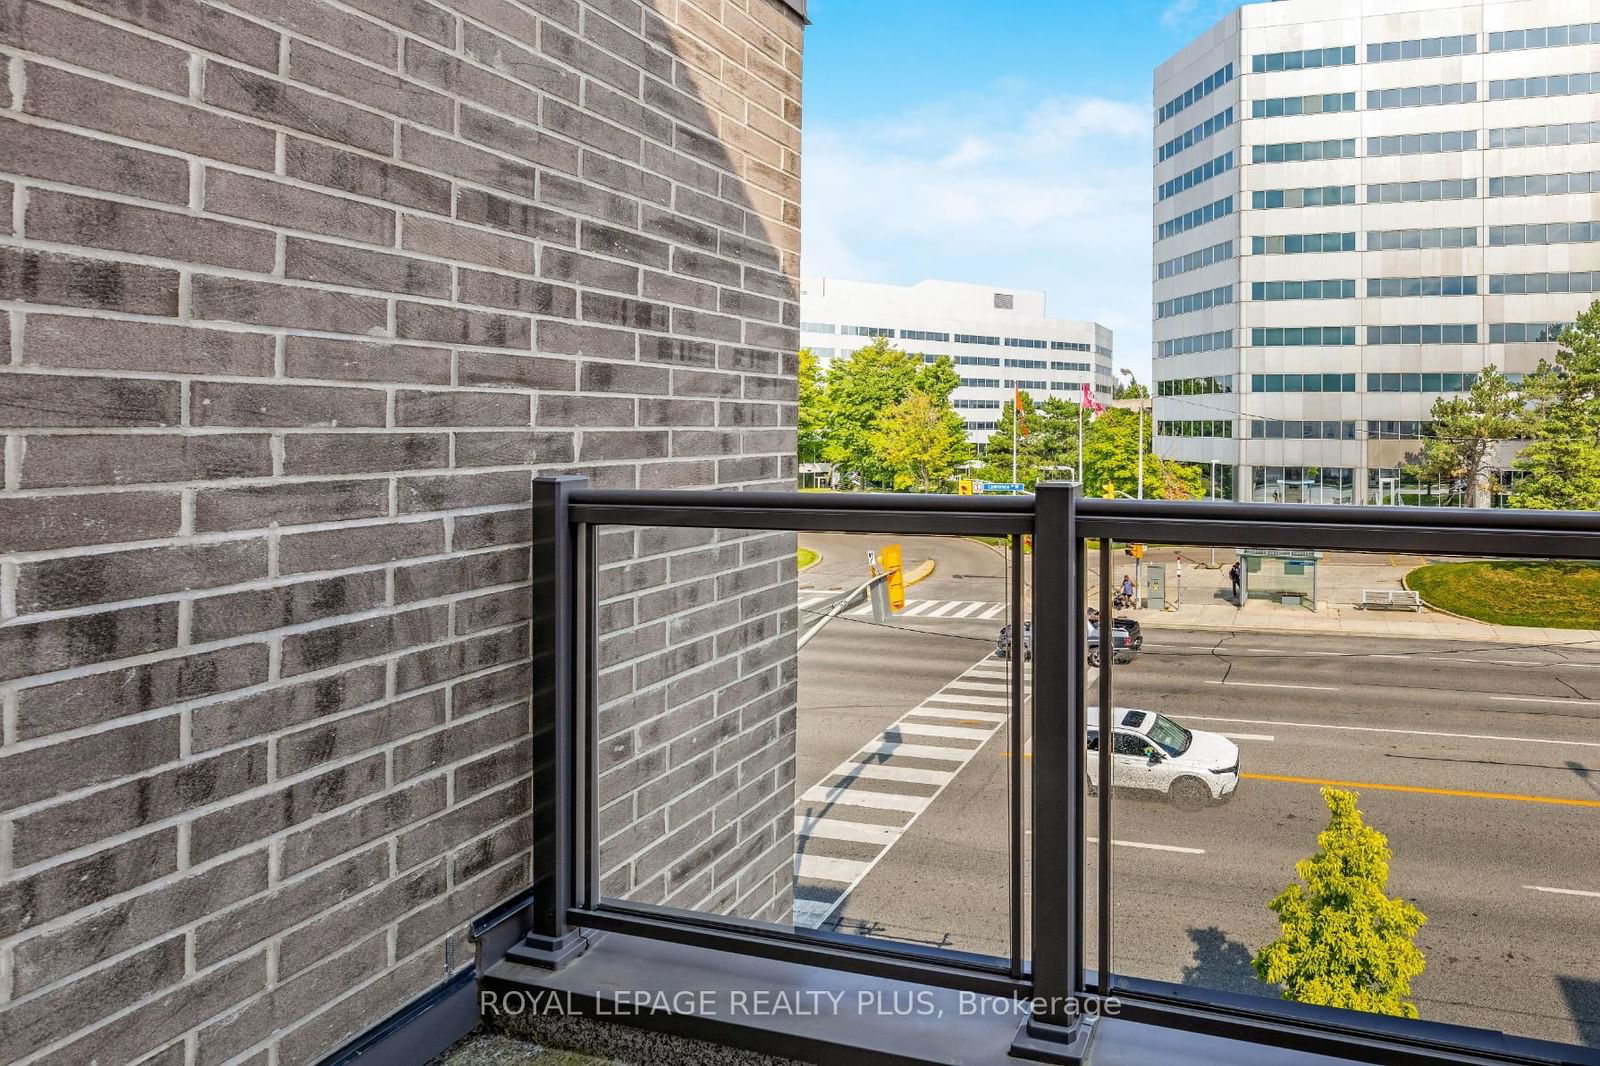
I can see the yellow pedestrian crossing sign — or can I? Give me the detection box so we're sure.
[958,479,974,496]
[880,543,905,613]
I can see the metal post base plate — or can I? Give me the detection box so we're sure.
[507,930,595,970]
[1009,1014,1098,1064]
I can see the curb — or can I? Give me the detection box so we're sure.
[1400,570,1484,625]
[1135,615,1600,647]
[798,549,822,574]
[904,559,936,587]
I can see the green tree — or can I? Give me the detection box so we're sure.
[1254,788,1428,1019]
[1113,376,1150,400]
[980,398,1203,499]
[869,390,974,491]
[797,347,827,465]
[818,338,923,487]
[1412,366,1521,508]
[1512,300,1600,510]
[975,391,1051,486]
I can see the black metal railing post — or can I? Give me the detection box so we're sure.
[513,474,591,969]
[1013,482,1095,1062]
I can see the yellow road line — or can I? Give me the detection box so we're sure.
[1242,772,1600,809]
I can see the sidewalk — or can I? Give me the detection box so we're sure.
[1133,598,1600,647]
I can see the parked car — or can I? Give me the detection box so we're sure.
[1086,708,1240,808]
[995,621,1031,661]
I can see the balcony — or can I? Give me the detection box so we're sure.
[453,480,1600,1066]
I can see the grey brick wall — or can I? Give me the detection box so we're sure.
[0,0,802,1059]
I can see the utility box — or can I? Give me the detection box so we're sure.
[1145,564,1166,610]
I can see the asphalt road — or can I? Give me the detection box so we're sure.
[793,533,1600,1050]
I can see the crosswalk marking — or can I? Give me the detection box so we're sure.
[844,598,1007,621]
[792,654,1014,930]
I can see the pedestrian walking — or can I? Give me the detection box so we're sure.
[1229,560,1242,603]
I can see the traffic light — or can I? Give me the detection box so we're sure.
[1124,543,1145,560]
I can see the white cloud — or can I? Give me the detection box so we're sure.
[801,86,1158,384]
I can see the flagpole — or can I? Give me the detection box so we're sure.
[1077,401,1084,485]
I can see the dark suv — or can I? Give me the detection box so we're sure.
[996,614,1143,665]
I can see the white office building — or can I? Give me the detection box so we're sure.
[799,278,1115,447]
[1153,0,1600,503]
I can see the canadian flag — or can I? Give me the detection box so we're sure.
[1080,383,1105,414]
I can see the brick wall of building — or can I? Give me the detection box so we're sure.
[0,0,802,1059]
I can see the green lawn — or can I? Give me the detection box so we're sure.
[797,547,820,571]
[1406,561,1600,629]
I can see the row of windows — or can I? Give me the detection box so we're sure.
[1158,285,1233,319]
[1158,150,1234,203]
[800,322,834,333]
[1251,326,1357,347]
[1005,338,1047,349]
[1368,226,1477,250]
[841,325,893,337]
[953,355,1000,367]
[955,333,1001,346]
[1490,71,1600,100]
[900,329,950,343]
[1370,276,1478,298]
[955,398,1002,410]
[1157,330,1232,358]
[1492,323,1568,343]
[1252,46,1357,72]
[1252,186,1356,209]
[1369,372,1481,393]
[1005,357,1048,369]
[1156,195,1233,241]
[1491,122,1600,149]
[1158,420,1233,438]
[1007,379,1047,390]
[960,377,1000,388]
[1252,138,1355,164]
[1490,171,1600,198]
[1051,381,1091,392]
[1368,324,1479,345]
[1252,373,1357,393]
[1157,240,1234,280]
[1158,62,1233,125]
[1490,22,1600,52]
[1250,420,1358,441]
[1490,221,1600,246]
[1054,341,1092,352]
[1253,92,1357,119]
[1260,279,1358,301]
[1158,107,1234,163]
[1367,82,1475,110]
[1368,34,1476,63]
[1369,421,1435,440]
[1491,272,1600,295]
[1253,232,1356,255]
[1159,375,1234,396]
[965,422,998,432]
[1368,130,1476,156]
[1053,360,1091,372]
[1369,178,1476,203]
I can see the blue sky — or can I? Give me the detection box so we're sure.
[799,0,1259,384]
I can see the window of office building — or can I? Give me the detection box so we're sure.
[1158,63,1234,125]
[1157,420,1233,438]
[1367,82,1476,109]
[965,421,999,432]
[1158,375,1233,396]
[955,398,1003,410]
[1490,72,1600,101]
[1490,323,1570,343]
[1157,195,1234,241]
[1251,279,1355,301]
[1490,272,1600,295]
[1005,379,1047,390]
[1490,22,1600,51]
[1252,186,1356,209]
[1250,326,1357,347]
[800,322,835,333]
[960,377,1002,388]
[954,333,1001,346]
[1367,227,1478,250]
[1367,34,1476,62]
[1050,381,1090,392]
[1253,467,1356,504]
[1367,372,1481,392]
[1490,171,1600,197]
[1252,92,1357,118]
[1051,360,1091,372]
[1251,373,1357,393]
[1004,338,1048,349]
[900,329,950,343]
[953,355,1001,367]
[1368,130,1477,156]
[1490,121,1600,148]
[1367,276,1478,297]
[1252,232,1356,255]
[808,347,836,358]
[1158,285,1234,318]
[1158,151,1235,202]
[1051,341,1092,352]
[1157,330,1232,358]
[1004,358,1048,369]
[1367,178,1476,203]
[1249,420,1357,440]
[1490,222,1600,246]
[1159,107,1235,162]
[1368,421,1435,440]
[1158,240,1234,279]
[1367,324,1479,345]
[1252,45,1356,72]
[1251,139,1355,163]
[840,325,893,337]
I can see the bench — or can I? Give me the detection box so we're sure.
[1360,589,1423,611]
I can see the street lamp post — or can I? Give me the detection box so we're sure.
[1120,368,1145,500]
